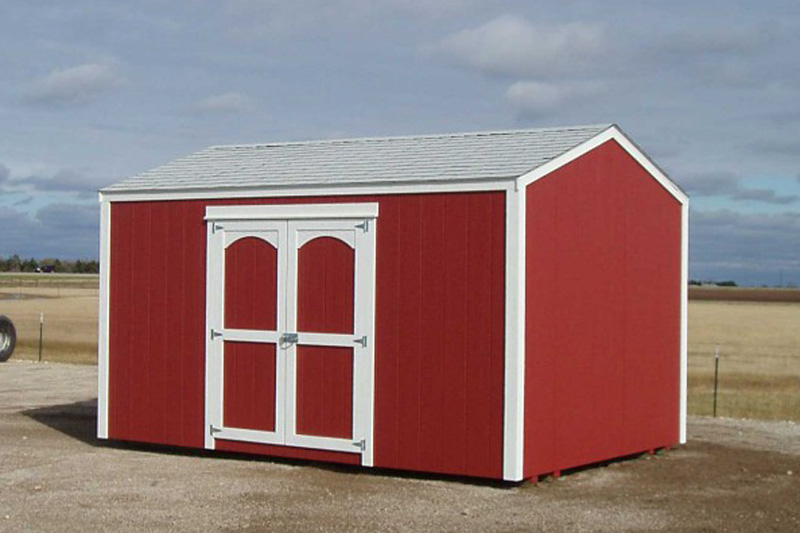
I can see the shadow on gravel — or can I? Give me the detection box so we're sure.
[16,399,637,488]
[22,399,100,446]
[20,402,515,487]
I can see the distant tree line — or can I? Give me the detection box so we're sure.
[0,255,99,274]
[689,279,738,287]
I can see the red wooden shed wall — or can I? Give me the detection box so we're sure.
[108,191,506,479]
[524,140,681,479]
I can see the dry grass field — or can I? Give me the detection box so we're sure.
[688,298,800,422]
[1,275,798,422]
[689,286,800,302]
[0,274,98,364]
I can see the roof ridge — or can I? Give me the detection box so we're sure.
[207,124,614,151]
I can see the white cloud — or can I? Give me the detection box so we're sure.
[222,0,475,38]
[434,15,607,78]
[690,208,800,284]
[25,62,122,107]
[194,92,254,114]
[0,162,111,198]
[506,80,603,116]
[683,171,742,197]
[0,203,100,259]
[731,188,797,205]
[654,27,772,57]
[682,171,797,205]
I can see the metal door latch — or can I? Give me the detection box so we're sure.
[353,336,368,348]
[280,332,299,346]
[352,439,366,451]
[210,329,223,340]
[355,219,370,232]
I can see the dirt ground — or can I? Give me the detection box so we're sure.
[1,361,797,532]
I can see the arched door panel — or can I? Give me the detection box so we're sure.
[297,236,355,334]
[225,236,278,331]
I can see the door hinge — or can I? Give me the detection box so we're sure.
[355,219,370,232]
[210,328,224,340]
[211,222,224,234]
[353,336,368,348]
[352,438,366,451]
[209,424,222,435]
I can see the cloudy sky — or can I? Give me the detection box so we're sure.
[1,0,799,285]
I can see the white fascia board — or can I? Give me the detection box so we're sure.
[206,203,379,222]
[679,201,689,443]
[97,198,111,439]
[503,182,526,481]
[100,179,511,203]
[515,126,689,206]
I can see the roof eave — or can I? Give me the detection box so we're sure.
[98,175,518,202]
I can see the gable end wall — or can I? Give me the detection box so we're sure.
[524,139,682,478]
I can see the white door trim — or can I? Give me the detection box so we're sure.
[205,219,288,448]
[204,204,378,465]
[206,203,379,221]
[283,218,376,462]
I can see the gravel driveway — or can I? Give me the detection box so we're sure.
[1,361,798,532]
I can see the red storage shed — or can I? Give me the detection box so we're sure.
[98,124,688,481]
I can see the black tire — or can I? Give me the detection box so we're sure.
[0,315,16,362]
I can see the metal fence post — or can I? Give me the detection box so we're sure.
[38,312,44,362]
[713,345,720,418]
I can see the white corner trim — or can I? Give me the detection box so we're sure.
[97,198,111,439]
[503,184,526,481]
[516,126,689,206]
[679,201,689,443]
[205,203,379,222]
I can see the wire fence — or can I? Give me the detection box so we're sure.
[0,275,99,365]
[688,341,800,422]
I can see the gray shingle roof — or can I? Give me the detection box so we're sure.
[103,124,612,193]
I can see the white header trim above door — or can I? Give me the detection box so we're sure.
[206,203,379,221]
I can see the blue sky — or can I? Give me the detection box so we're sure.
[1,0,799,285]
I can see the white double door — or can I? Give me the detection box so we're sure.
[204,205,377,464]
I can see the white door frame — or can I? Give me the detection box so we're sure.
[284,218,375,459]
[205,219,288,447]
[204,203,378,466]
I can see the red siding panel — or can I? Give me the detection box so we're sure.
[109,201,208,448]
[524,140,682,478]
[296,346,353,439]
[108,191,506,479]
[223,342,277,432]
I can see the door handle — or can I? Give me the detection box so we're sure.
[280,333,299,347]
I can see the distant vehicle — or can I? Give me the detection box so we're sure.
[0,315,15,362]
[35,265,55,273]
